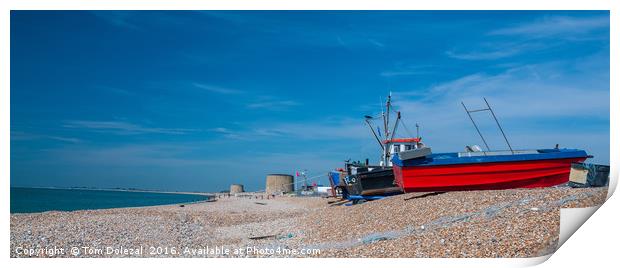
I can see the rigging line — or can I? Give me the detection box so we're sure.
[399,120,414,137]
[285,175,329,191]
[366,112,385,121]
[291,172,330,186]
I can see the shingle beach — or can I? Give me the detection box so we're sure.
[10,187,607,258]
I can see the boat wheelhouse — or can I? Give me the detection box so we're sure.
[380,138,423,166]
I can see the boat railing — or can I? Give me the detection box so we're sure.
[458,149,540,158]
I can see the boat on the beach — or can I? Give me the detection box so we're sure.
[342,164,400,197]
[335,94,421,199]
[392,148,589,192]
[391,98,590,192]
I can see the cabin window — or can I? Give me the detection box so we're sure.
[405,145,412,150]
[393,145,400,153]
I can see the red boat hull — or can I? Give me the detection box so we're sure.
[393,157,586,192]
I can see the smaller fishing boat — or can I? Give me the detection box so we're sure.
[335,93,420,199]
[342,163,401,197]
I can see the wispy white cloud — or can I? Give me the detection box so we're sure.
[447,15,608,61]
[207,117,362,144]
[380,70,426,77]
[39,143,217,168]
[255,119,368,140]
[90,11,140,30]
[367,38,385,48]
[208,127,247,140]
[11,131,82,143]
[211,127,229,133]
[445,46,525,61]
[197,11,249,24]
[390,53,609,162]
[489,15,609,38]
[63,120,194,135]
[192,82,301,111]
[91,11,193,31]
[335,35,346,47]
[33,141,346,190]
[246,100,300,110]
[446,40,554,61]
[94,85,135,96]
[209,126,289,141]
[48,136,82,143]
[197,11,392,50]
[380,64,436,77]
[192,83,245,94]
[209,117,372,143]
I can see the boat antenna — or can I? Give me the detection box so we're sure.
[416,123,420,139]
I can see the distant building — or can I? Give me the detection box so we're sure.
[265,174,294,194]
[229,184,244,194]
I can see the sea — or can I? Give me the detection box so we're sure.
[10,187,212,213]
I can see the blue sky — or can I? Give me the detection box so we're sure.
[11,11,609,192]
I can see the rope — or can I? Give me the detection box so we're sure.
[400,120,414,137]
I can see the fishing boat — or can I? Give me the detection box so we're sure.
[337,94,421,198]
[342,163,400,197]
[391,98,590,192]
[392,148,589,192]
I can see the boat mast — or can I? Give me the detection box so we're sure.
[385,93,391,139]
[365,93,403,167]
[390,111,400,140]
[383,93,392,167]
[484,98,514,154]
[381,96,387,166]
[461,98,514,154]
[461,101,491,152]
